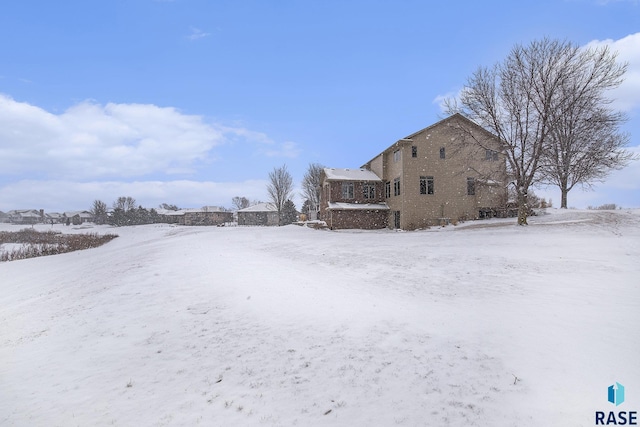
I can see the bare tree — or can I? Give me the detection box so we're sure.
[159,203,179,211]
[113,196,137,212]
[448,38,629,224]
[301,163,324,217]
[90,200,108,225]
[538,45,632,208]
[266,164,294,225]
[231,196,250,211]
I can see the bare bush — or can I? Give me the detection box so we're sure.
[0,229,118,262]
[587,203,618,210]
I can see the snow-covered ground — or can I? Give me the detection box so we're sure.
[1,209,639,426]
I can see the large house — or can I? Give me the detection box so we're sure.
[321,114,507,230]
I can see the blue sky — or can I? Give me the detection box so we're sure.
[1,0,639,212]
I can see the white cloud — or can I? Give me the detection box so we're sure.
[586,32,640,112]
[0,95,305,210]
[187,27,210,41]
[219,125,301,158]
[432,89,464,115]
[0,95,224,180]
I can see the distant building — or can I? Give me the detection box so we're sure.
[237,203,279,226]
[157,206,232,226]
[45,212,64,224]
[7,209,43,224]
[64,211,94,224]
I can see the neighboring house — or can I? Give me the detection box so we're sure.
[181,206,232,226]
[319,168,389,230]
[7,209,43,224]
[0,211,10,223]
[45,212,64,224]
[156,209,183,224]
[64,211,94,224]
[237,203,279,226]
[158,206,232,226]
[320,114,507,230]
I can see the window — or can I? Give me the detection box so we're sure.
[440,147,446,159]
[363,183,375,199]
[485,149,499,161]
[393,149,401,163]
[342,182,354,199]
[385,181,391,198]
[393,177,401,196]
[411,146,417,158]
[467,177,476,196]
[420,176,434,195]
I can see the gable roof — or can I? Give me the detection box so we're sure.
[402,112,495,140]
[238,203,278,213]
[323,168,382,182]
[361,113,498,167]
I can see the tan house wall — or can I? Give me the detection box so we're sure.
[368,154,384,179]
[363,115,506,229]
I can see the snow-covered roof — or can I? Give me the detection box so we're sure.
[64,211,92,218]
[159,206,228,216]
[238,203,278,213]
[323,168,381,182]
[327,202,390,211]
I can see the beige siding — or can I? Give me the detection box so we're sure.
[362,115,507,230]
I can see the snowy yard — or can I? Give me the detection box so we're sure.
[1,209,639,426]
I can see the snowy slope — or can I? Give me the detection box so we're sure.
[1,209,639,426]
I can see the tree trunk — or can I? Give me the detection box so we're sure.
[517,189,528,226]
[560,187,568,209]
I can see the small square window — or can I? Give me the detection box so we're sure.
[485,149,499,161]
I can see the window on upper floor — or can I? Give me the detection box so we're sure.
[393,149,401,163]
[485,149,499,161]
[342,182,354,199]
[411,146,417,158]
[385,181,391,199]
[467,177,476,196]
[420,176,434,195]
[363,183,376,199]
[440,147,446,159]
[393,177,401,196]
